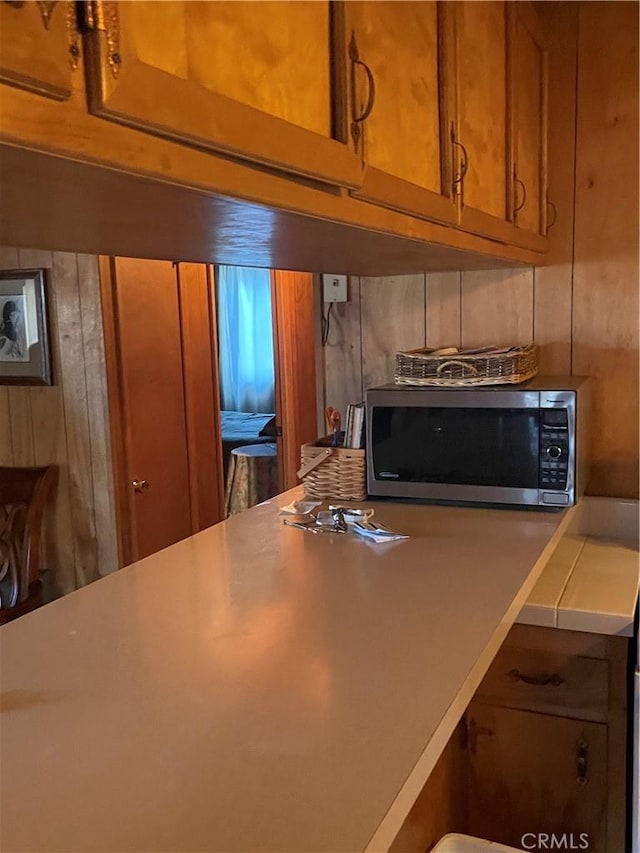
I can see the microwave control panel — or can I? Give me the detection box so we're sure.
[539,408,569,490]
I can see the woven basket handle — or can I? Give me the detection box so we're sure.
[297,448,332,480]
[436,359,479,376]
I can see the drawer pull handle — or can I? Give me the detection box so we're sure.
[507,669,566,687]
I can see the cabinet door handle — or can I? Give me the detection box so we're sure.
[546,197,558,229]
[349,32,376,148]
[132,479,150,493]
[514,173,527,215]
[507,669,566,687]
[450,124,468,196]
[576,737,588,785]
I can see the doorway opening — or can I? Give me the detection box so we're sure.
[215,265,279,516]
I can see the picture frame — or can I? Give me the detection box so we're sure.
[0,269,52,386]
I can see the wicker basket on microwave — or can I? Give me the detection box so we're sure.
[297,441,366,501]
[394,344,538,387]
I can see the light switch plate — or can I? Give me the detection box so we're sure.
[322,273,348,303]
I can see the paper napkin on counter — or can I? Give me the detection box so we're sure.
[352,523,410,544]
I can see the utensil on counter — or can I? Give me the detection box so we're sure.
[324,406,342,446]
[283,509,348,535]
[331,410,342,445]
[328,506,375,525]
[325,406,335,433]
[283,519,322,534]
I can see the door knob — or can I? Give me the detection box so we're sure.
[132,479,149,493]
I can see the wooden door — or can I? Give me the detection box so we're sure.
[176,263,225,533]
[81,0,362,190]
[102,258,191,563]
[0,0,79,99]
[271,271,318,491]
[343,1,455,225]
[467,703,607,851]
[101,258,223,565]
[511,2,548,241]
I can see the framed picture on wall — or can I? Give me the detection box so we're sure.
[0,269,52,385]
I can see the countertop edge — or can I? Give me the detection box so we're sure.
[364,503,578,852]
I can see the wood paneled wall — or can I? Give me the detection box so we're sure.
[0,246,117,594]
[318,3,639,499]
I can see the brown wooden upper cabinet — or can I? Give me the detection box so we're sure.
[0,0,80,99]
[336,1,547,250]
[340,1,456,225]
[451,0,548,251]
[80,0,363,189]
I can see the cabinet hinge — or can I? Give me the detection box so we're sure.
[77,0,120,77]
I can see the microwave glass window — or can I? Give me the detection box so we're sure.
[371,407,540,488]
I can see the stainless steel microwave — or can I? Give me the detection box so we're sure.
[365,377,591,508]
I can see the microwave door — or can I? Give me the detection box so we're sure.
[369,404,542,505]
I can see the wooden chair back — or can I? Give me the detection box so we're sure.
[0,466,57,617]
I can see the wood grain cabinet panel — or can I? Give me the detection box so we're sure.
[82,0,362,189]
[511,2,549,240]
[455,0,508,222]
[0,0,78,99]
[467,704,607,852]
[343,1,455,224]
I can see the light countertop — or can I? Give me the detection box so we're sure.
[0,489,574,853]
[518,497,639,635]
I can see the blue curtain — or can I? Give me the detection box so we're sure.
[217,266,275,413]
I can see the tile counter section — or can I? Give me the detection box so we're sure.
[518,498,639,635]
[1,491,575,853]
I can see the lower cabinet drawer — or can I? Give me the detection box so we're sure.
[474,646,609,723]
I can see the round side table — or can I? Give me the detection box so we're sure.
[225,442,279,516]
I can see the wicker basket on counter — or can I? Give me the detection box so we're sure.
[394,344,538,387]
[297,441,366,501]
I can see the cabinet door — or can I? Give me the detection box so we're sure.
[453,1,546,252]
[81,1,362,189]
[511,2,548,241]
[467,703,607,851]
[0,0,79,99]
[343,1,455,225]
[454,1,508,229]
